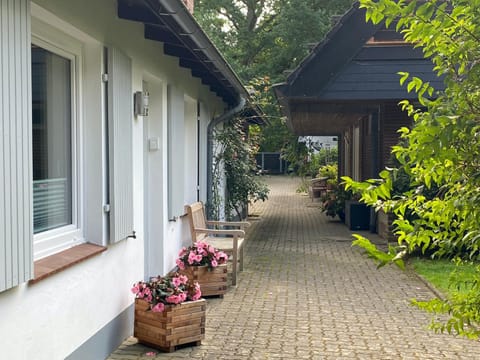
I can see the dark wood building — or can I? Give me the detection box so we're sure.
[273,2,443,183]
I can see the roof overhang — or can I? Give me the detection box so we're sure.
[117,0,259,114]
[280,3,379,99]
[272,2,379,135]
[272,1,437,136]
[275,91,378,135]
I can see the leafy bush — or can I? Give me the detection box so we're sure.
[211,117,269,220]
[347,0,480,338]
[320,183,353,220]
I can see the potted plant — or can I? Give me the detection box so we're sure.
[131,273,205,352]
[317,163,338,189]
[320,185,353,222]
[176,241,229,297]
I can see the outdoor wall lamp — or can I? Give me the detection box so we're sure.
[134,91,149,117]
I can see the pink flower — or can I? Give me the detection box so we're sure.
[178,274,188,285]
[172,275,188,287]
[208,245,216,254]
[216,251,228,264]
[195,254,203,262]
[191,283,202,301]
[192,289,202,301]
[196,241,207,249]
[166,292,187,304]
[143,288,153,302]
[151,303,165,313]
[131,283,141,295]
[178,247,187,257]
[172,277,182,288]
[188,251,197,265]
[211,259,218,267]
[165,294,179,304]
[176,258,185,270]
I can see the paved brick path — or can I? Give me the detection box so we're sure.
[109,176,479,359]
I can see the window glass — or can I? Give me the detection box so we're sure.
[31,45,72,234]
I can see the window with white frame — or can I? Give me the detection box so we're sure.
[31,36,83,260]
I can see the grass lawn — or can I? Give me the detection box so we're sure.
[410,257,478,296]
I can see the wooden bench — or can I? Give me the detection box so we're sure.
[309,177,328,201]
[185,202,250,286]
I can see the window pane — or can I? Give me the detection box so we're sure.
[32,45,72,234]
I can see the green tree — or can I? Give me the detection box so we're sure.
[195,0,352,82]
[343,0,480,338]
[195,0,353,155]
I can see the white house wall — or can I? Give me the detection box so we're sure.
[0,0,229,359]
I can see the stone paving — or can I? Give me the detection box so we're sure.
[108,176,480,359]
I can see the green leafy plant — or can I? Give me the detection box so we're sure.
[131,273,201,313]
[317,163,337,179]
[412,259,480,339]
[175,240,229,270]
[317,163,338,187]
[211,117,269,220]
[345,0,480,338]
[411,258,478,296]
[320,183,353,220]
[282,138,310,176]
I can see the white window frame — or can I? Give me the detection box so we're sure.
[31,18,84,260]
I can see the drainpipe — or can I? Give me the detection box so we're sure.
[206,97,247,218]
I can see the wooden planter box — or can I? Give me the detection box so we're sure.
[179,264,228,297]
[134,298,206,352]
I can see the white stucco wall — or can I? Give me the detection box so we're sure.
[0,0,228,358]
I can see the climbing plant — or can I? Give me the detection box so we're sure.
[211,117,269,221]
[343,0,480,338]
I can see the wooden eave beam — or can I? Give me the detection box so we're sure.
[145,24,183,46]
[117,1,159,24]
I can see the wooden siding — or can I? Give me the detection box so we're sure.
[107,47,134,243]
[380,103,412,168]
[318,59,443,101]
[355,45,424,61]
[361,116,372,181]
[286,4,378,98]
[0,0,33,291]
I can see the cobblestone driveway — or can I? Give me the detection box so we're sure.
[109,176,478,359]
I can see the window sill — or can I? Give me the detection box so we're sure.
[30,243,107,284]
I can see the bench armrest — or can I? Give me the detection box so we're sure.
[206,220,250,229]
[194,228,245,237]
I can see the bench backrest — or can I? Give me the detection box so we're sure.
[185,202,208,242]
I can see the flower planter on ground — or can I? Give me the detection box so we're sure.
[179,264,228,297]
[176,240,230,294]
[134,298,206,352]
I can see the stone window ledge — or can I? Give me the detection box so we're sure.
[30,243,107,284]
